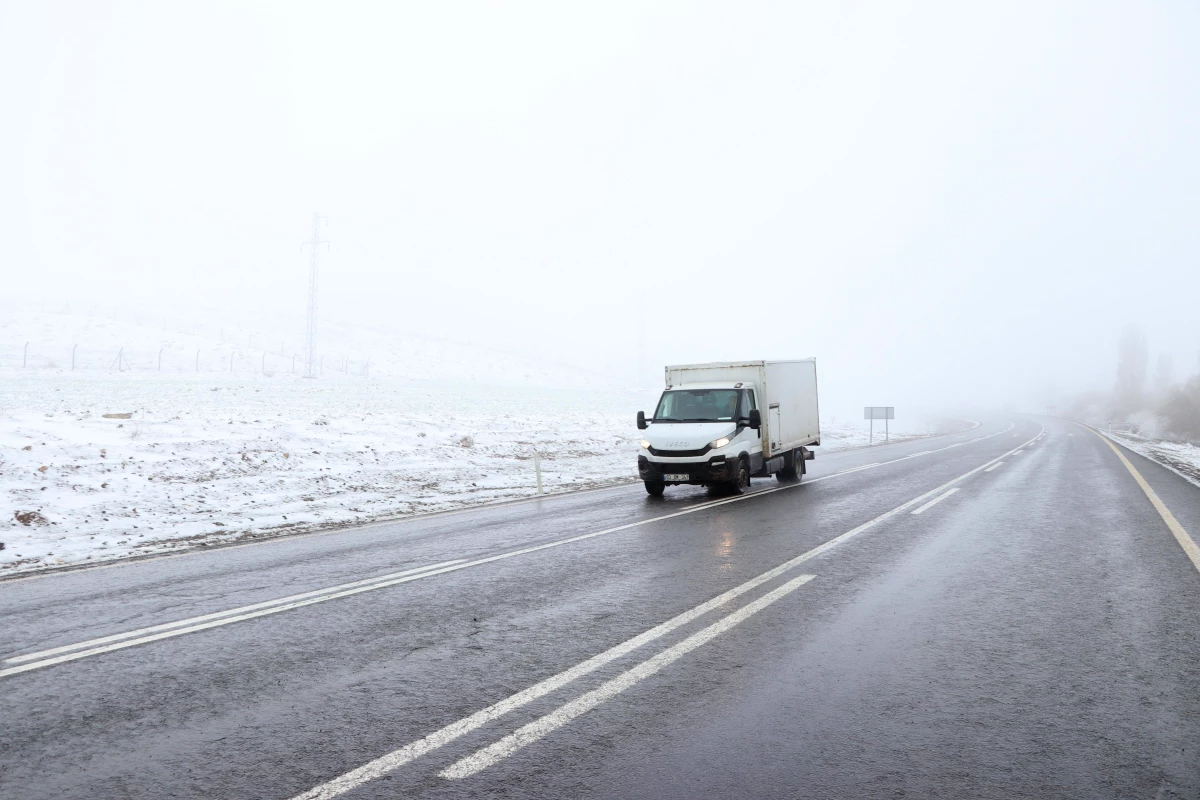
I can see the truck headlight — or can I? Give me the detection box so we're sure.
[709,436,731,449]
[640,439,651,449]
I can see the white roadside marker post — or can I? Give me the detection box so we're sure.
[534,450,544,495]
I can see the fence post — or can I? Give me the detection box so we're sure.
[534,450,544,495]
[292,354,297,373]
[230,351,235,372]
[72,344,77,371]
[158,348,164,371]
[195,349,201,371]
[23,342,29,368]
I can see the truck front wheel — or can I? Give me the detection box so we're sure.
[644,480,665,497]
[728,458,750,494]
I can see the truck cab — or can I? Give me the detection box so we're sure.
[637,383,762,495]
[636,360,819,496]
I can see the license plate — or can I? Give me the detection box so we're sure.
[663,473,690,482]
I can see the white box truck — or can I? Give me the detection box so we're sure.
[636,359,820,496]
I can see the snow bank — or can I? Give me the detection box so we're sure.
[1106,432,1200,487]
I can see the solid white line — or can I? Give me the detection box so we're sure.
[285,426,1042,799]
[1013,450,1024,455]
[984,462,1004,473]
[3,560,467,666]
[440,573,817,779]
[3,422,1026,678]
[910,488,960,515]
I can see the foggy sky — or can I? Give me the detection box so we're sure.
[3,1,1199,418]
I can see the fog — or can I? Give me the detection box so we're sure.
[3,1,1199,419]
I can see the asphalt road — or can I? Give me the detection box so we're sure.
[3,416,1200,799]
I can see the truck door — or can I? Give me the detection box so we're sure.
[769,403,782,455]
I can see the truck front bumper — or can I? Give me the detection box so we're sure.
[638,455,736,485]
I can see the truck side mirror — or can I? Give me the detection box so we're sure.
[637,411,648,430]
[747,409,761,430]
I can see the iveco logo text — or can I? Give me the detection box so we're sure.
[667,441,690,448]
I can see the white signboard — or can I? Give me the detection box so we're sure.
[864,406,895,420]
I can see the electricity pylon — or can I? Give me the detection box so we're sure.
[301,213,329,378]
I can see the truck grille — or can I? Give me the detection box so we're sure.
[648,445,711,457]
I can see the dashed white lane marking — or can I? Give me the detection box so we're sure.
[984,462,1005,473]
[287,427,1042,797]
[3,423,1023,677]
[440,573,817,779]
[910,488,960,515]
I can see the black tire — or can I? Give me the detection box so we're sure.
[777,450,800,483]
[728,458,750,494]
[644,480,665,497]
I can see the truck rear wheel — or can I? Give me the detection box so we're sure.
[644,480,665,497]
[777,449,801,482]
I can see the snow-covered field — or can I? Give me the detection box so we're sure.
[0,371,660,575]
[1,312,961,576]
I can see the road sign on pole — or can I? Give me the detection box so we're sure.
[864,407,895,445]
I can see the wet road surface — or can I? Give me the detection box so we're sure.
[2,416,1199,798]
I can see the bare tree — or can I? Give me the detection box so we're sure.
[1153,352,1174,396]
[1160,377,1200,442]
[1114,324,1148,415]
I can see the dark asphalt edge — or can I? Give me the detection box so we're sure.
[1073,420,1200,494]
[1098,430,1200,491]
[0,421,985,585]
[1069,421,1200,565]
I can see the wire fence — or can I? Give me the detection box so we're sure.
[2,342,371,377]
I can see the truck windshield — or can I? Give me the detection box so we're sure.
[654,389,741,422]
